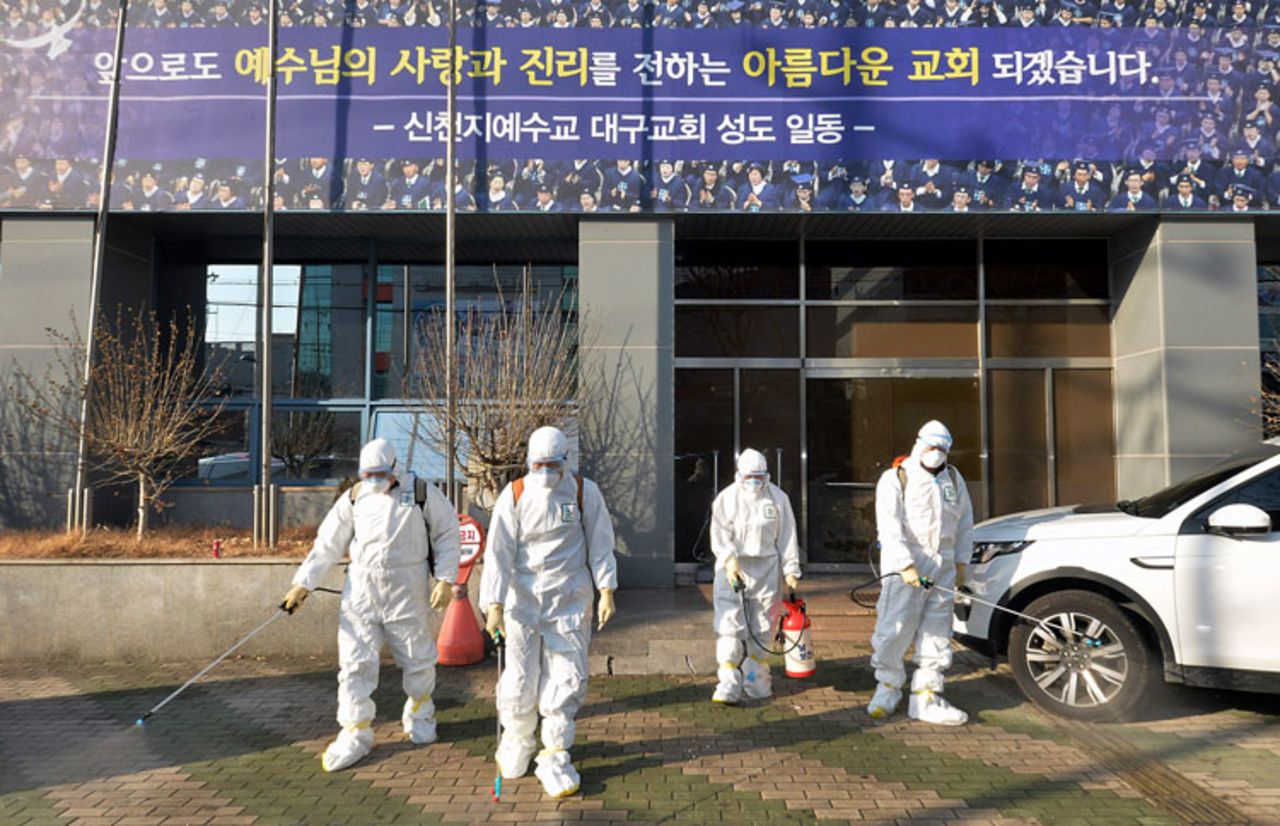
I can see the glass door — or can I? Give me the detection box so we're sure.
[674,368,801,563]
[805,375,981,563]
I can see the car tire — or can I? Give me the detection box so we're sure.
[1008,589,1156,722]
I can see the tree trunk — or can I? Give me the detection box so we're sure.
[136,473,148,543]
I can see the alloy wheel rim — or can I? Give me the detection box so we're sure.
[1023,611,1128,707]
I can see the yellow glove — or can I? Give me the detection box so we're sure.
[724,555,743,588]
[281,584,310,614]
[597,588,615,631]
[485,604,505,641]
[430,579,453,610]
[956,564,970,588]
[899,564,922,588]
[784,574,800,591]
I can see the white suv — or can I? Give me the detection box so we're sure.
[956,444,1280,721]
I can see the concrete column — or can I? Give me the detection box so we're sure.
[1111,220,1261,498]
[577,221,675,587]
[0,218,94,528]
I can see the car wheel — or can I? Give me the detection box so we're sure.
[1008,589,1156,722]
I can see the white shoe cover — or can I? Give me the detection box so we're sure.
[908,689,968,726]
[496,734,536,779]
[321,725,374,772]
[534,750,581,799]
[743,657,772,700]
[867,683,902,720]
[402,696,437,745]
[711,665,742,704]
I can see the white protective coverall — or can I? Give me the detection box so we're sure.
[869,421,974,725]
[710,449,801,704]
[291,439,461,771]
[479,427,618,799]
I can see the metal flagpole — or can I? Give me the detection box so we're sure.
[444,0,458,505]
[72,0,131,534]
[258,0,280,546]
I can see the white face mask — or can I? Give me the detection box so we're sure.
[363,476,392,494]
[921,449,947,470]
[529,467,561,490]
[742,477,766,493]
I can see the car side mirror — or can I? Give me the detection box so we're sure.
[1206,503,1272,537]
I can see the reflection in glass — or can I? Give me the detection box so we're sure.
[674,370,734,563]
[286,265,367,398]
[807,306,978,359]
[984,240,1110,300]
[407,265,578,389]
[989,370,1048,515]
[675,240,799,300]
[271,410,361,482]
[1053,370,1116,506]
[805,240,977,300]
[675,306,799,358]
[806,377,981,563]
[986,305,1111,359]
[188,408,253,484]
[740,370,801,500]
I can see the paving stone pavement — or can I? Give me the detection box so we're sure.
[2,646,1279,826]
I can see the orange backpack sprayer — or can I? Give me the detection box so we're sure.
[781,593,816,678]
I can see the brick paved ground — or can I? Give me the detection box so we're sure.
[3,643,1278,825]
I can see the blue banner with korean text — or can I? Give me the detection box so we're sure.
[21,27,1168,159]
[1,8,1271,213]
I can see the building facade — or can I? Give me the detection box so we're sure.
[0,211,1268,587]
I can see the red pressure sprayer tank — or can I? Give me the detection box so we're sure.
[782,595,816,678]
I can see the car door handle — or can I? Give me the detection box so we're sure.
[1130,556,1174,570]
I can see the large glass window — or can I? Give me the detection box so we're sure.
[190,408,254,485]
[986,305,1111,359]
[805,377,981,563]
[989,370,1049,515]
[676,240,799,300]
[286,265,367,399]
[674,370,735,563]
[676,306,799,358]
[271,410,362,482]
[407,264,578,382]
[740,370,801,499]
[806,240,977,301]
[205,264,366,399]
[807,306,978,358]
[1053,370,1116,506]
[984,240,1110,299]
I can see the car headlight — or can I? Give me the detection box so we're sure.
[972,540,1033,565]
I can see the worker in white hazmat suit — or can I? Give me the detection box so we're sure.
[280,438,461,772]
[710,448,801,705]
[480,426,618,799]
[868,420,974,726]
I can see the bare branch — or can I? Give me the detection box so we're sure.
[406,280,584,506]
[9,306,228,539]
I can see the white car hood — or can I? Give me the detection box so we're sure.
[975,505,1153,541]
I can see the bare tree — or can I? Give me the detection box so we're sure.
[273,409,354,478]
[10,307,227,540]
[407,281,582,508]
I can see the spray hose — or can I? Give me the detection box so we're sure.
[732,579,804,661]
[848,570,1101,647]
